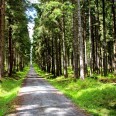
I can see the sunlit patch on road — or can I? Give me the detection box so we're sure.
[7,67,86,116]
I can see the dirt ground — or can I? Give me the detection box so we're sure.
[6,67,88,116]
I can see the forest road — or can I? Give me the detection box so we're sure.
[6,67,88,116]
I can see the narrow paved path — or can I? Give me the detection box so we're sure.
[7,67,87,116]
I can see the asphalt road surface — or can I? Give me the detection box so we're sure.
[7,67,88,116]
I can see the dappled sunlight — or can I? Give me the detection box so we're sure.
[16,104,39,111]
[7,67,85,116]
[0,87,19,98]
[47,75,116,116]
[9,102,79,116]
[76,84,114,98]
[18,86,62,96]
[45,107,67,115]
[72,84,116,116]
[0,68,29,116]
[88,108,111,116]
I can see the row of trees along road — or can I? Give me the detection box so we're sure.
[33,0,116,79]
[0,0,30,79]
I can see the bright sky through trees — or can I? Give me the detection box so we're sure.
[26,0,39,65]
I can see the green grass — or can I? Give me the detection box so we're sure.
[34,64,53,78]
[34,65,116,116]
[0,67,29,116]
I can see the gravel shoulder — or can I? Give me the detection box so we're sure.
[6,67,88,116]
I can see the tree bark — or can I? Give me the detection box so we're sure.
[0,0,5,78]
[89,4,92,76]
[59,37,62,75]
[102,0,107,76]
[112,0,116,75]
[72,1,79,78]
[62,3,68,78]
[77,0,85,79]
[55,36,59,76]
[8,23,13,77]
[51,36,55,77]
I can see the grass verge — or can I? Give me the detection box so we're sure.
[0,67,29,116]
[34,65,116,116]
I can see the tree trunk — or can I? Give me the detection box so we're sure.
[96,0,101,74]
[95,0,99,74]
[13,47,16,72]
[51,36,55,77]
[58,35,62,75]
[16,52,19,71]
[62,7,68,78]
[55,36,59,76]
[72,1,79,78]
[102,0,107,76]
[47,37,51,73]
[112,0,116,75]
[8,18,13,77]
[0,1,2,78]
[89,5,92,76]
[91,18,95,72]
[83,13,87,76]
[71,51,74,70]
[0,0,5,78]
[77,0,85,79]
[19,55,23,71]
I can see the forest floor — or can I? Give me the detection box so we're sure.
[34,65,116,116]
[6,67,89,116]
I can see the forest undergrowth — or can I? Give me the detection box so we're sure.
[0,67,29,116]
[34,64,116,116]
